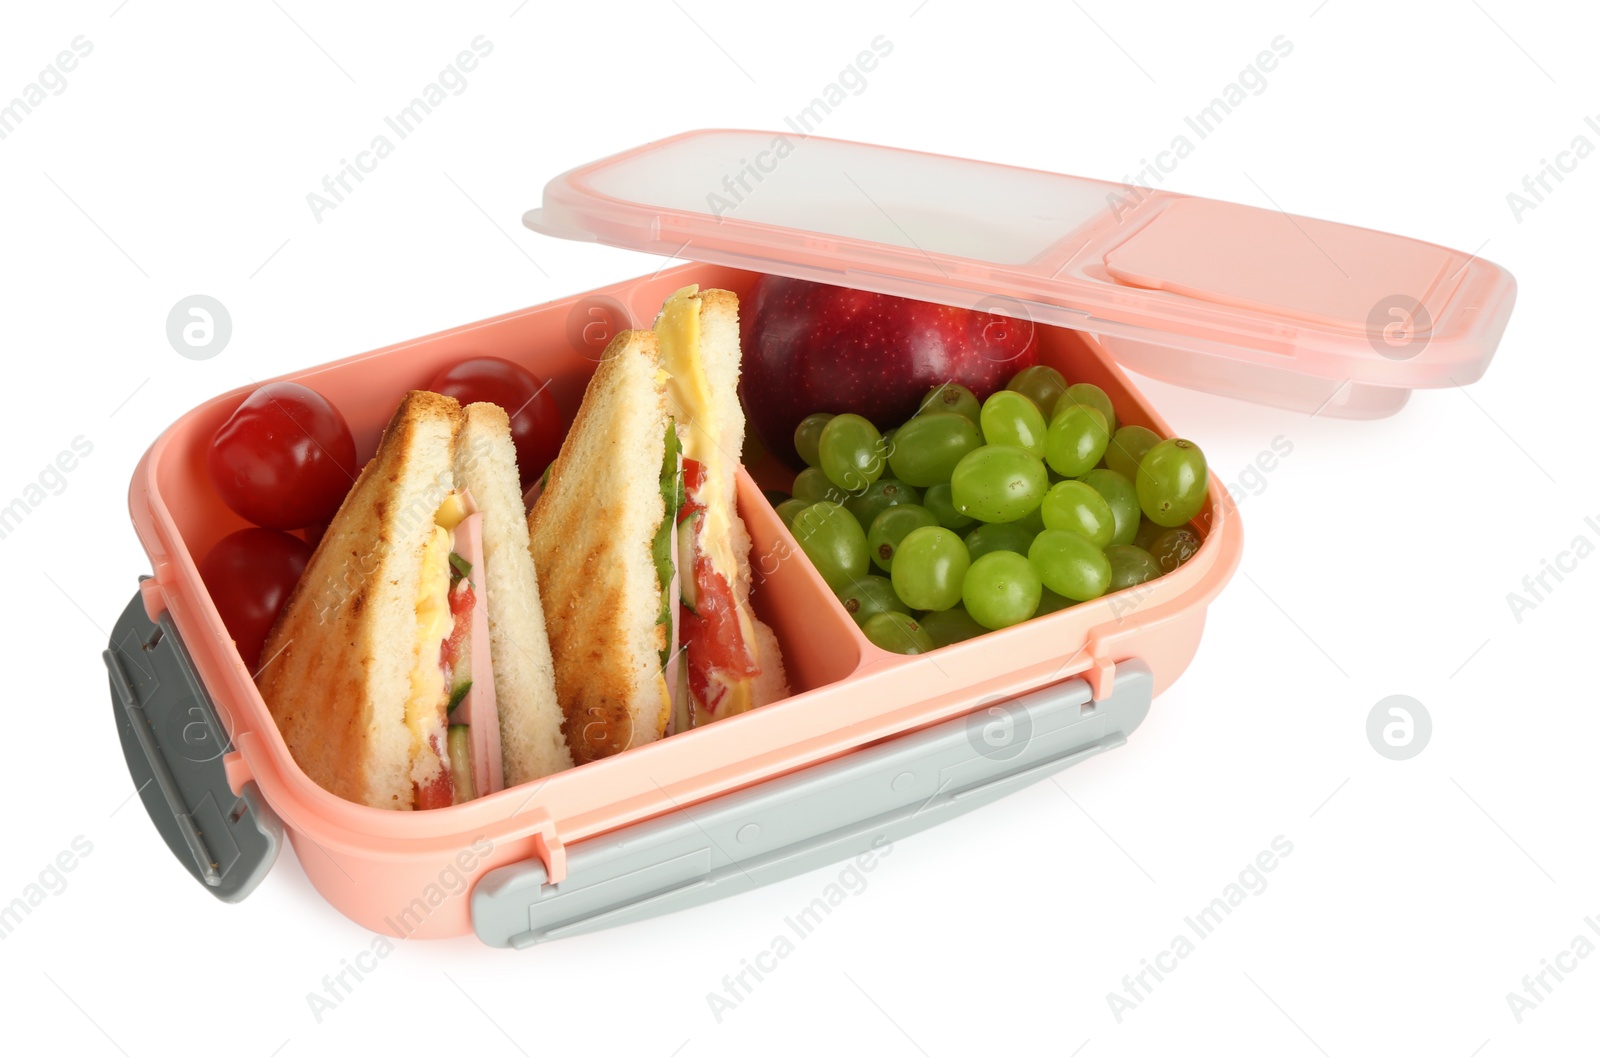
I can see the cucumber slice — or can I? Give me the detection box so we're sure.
[653,422,683,670]
[673,655,692,734]
[447,677,472,716]
[678,511,700,610]
[447,725,475,803]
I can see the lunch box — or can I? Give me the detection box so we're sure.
[105,130,1515,946]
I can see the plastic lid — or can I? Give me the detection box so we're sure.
[526,130,1516,414]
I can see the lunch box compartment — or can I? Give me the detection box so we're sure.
[149,265,865,705]
[742,300,1216,668]
[109,130,1510,943]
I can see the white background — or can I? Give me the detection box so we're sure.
[2,1,1595,1053]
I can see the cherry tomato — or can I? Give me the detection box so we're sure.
[208,382,358,530]
[428,357,562,485]
[198,528,313,673]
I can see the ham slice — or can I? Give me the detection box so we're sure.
[449,499,504,798]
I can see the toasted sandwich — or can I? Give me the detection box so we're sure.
[655,286,787,731]
[528,286,787,765]
[258,391,570,809]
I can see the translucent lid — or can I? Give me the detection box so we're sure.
[526,130,1516,413]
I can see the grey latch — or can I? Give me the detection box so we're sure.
[105,588,281,902]
[473,660,1153,948]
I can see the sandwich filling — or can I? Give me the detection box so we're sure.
[406,490,503,810]
[650,421,684,738]
[653,423,683,669]
[656,286,764,729]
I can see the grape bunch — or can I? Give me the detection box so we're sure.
[774,366,1208,653]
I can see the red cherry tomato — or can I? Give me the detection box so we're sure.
[198,528,313,673]
[208,383,358,530]
[428,358,563,486]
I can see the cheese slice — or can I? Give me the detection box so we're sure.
[405,522,453,792]
[401,491,508,803]
[657,285,740,588]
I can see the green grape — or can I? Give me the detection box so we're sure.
[922,482,976,532]
[867,504,940,573]
[836,574,909,628]
[1040,480,1115,548]
[1007,365,1068,417]
[775,498,810,530]
[819,413,887,492]
[845,477,921,530]
[890,525,971,611]
[790,501,868,591]
[1149,527,1201,573]
[1053,382,1117,436]
[1105,544,1162,592]
[1034,587,1075,616]
[862,611,937,654]
[918,605,989,647]
[979,390,1047,458]
[793,466,846,504]
[1132,515,1166,552]
[950,445,1049,523]
[1105,425,1160,481]
[1136,438,1208,527]
[963,521,1038,561]
[915,382,982,430]
[1044,406,1109,477]
[1028,528,1111,601]
[963,551,1043,630]
[793,413,834,468]
[1077,469,1139,546]
[887,413,983,487]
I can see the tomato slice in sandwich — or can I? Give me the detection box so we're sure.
[677,459,762,725]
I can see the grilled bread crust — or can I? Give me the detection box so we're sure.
[527,331,671,764]
[258,390,461,809]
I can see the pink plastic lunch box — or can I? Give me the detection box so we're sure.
[105,131,1515,946]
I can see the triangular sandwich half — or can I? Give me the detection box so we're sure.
[654,286,787,731]
[526,332,679,764]
[527,286,789,765]
[258,390,567,809]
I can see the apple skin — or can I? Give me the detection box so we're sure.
[739,275,1038,468]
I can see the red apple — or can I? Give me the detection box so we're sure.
[738,276,1038,468]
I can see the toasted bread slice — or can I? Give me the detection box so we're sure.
[259,390,461,809]
[453,403,573,782]
[527,331,673,764]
